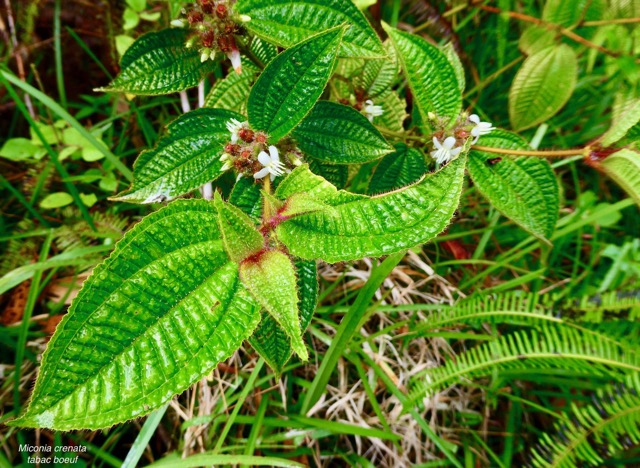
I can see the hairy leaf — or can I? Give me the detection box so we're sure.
[368,143,427,194]
[112,109,243,204]
[601,98,640,147]
[441,43,465,93]
[518,25,556,56]
[275,153,467,262]
[249,260,317,374]
[248,27,343,142]
[509,45,577,131]
[240,250,308,361]
[600,149,640,207]
[292,101,393,164]
[308,160,349,189]
[102,29,216,95]
[11,201,260,430]
[468,130,559,241]
[214,194,264,263]
[357,40,398,97]
[229,177,263,222]
[236,0,385,58]
[384,24,462,124]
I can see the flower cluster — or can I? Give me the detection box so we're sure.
[429,113,495,164]
[220,120,302,182]
[171,0,247,73]
[339,89,385,123]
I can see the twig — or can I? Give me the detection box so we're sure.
[472,145,587,157]
[3,0,35,117]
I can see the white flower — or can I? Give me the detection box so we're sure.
[363,99,384,122]
[170,19,186,28]
[469,114,495,143]
[430,136,462,164]
[254,146,286,181]
[239,14,252,23]
[226,118,247,143]
[227,49,242,74]
[219,153,233,172]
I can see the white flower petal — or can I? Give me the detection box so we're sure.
[469,114,480,124]
[254,168,270,179]
[432,137,443,150]
[258,151,271,166]
[451,147,463,156]
[268,145,280,163]
[443,136,457,149]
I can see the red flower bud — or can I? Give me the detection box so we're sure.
[201,30,215,48]
[200,0,214,14]
[216,4,228,19]
[188,11,204,24]
[255,133,267,144]
[239,128,255,142]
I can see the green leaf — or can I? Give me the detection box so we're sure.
[214,193,264,263]
[229,176,263,222]
[292,101,393,164]
[601,98,640,147]
[374,90,407,132]
[275,153,467,262]
[542,0,595,27]
[236,0,385,58]
[600,149,640,207]
[468,130,559,242]
[40,192,74,209]
[11,200,260,430]
[357,40,399,98]
[123,8,140,31]
[240,250,308,361]
[115,34,136,57]
[112,109,243,204]
[308,160,349,189]
[103,29,216,95]
[368,143,427,195]
[441,43,465,93]
[249,36,279,65]
[384,24,462,124]
[0,138,40,161]
[509,44,578,131]
[126,0,146,13]
[518,25,556,56]
[249,260,317,374]
[248,27,344,142]
[80,193,98,207]
[204,61,259,113]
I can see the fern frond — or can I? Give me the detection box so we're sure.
[531,372,640,468]
[407,325,640,406]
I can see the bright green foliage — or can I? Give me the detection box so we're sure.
[113,109,243,204]
[102,29,216,95]
[408,325,640,405]
[278,193,335,218]
[204,61,259,113]
[292,101,393,164]
[542,0,602,26]
[368,143,428,195]
[509,44,578,131]
[357,40,399,97]
[235,0,385,58]
[384,24,462,124]
[11,201,260,430]
[518,25,556,56]
[248,27,343,142]
[601,98,640,147]
[249,260,317,374]
[468,130,559,241]
[275,154,467,262]
[240,250,308,361]
[375,90,408,132]
[531,373,640,468]
[600,149,640,206]
[214,194,264,263]
[441,43,465,93]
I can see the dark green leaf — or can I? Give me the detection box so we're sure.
[368,143,427,194]
[112,109,243,204]
[248,27,344,142]
[293,101,393,164]
[236,0,385,58]
[102,29,216,95]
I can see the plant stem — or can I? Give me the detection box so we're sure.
[472,145,586,157]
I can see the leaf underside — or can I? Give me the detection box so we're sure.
[275,153,467,263]
[600,149,640,207]
[12,201,260,430]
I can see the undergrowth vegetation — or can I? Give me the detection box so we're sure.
[0,0,639,466]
